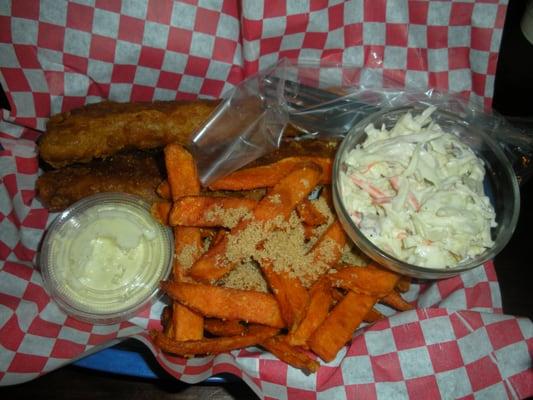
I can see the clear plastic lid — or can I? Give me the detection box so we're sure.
[39,193,174,324]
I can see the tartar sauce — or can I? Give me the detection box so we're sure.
[41,194,172,322]
[340,107,496,268]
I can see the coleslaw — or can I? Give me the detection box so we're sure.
[339,106,497,269]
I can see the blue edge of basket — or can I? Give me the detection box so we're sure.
[73,344,233,384]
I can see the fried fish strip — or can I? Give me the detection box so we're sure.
[36,152,164,211]
[39,100,220,168]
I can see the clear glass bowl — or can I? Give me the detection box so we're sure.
[332,104,520,279]
[39,193,174,324]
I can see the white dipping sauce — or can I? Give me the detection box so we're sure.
[41,195,172,322]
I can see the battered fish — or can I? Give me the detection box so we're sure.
[36,152,165,211]
[39,100,220,168]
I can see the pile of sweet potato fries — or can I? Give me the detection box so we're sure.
[150,143,413,373]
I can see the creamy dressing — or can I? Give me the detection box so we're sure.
[60,215,154,291]
[46,202,168,315]
[340,106,497,268]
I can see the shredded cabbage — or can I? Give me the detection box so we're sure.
[340,106,496,269]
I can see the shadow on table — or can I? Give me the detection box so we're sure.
[1,364,258,400]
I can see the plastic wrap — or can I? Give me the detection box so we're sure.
[193,60,533,187]
[190,63,288,185]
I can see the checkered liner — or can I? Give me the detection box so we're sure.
[1,1,532,399]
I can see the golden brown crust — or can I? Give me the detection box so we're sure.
[39,100,220,168]
[36,99,339,211]
[36,152,164,211]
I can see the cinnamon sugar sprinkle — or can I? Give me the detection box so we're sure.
[219,196,345,288]
[175,244,200,271]
[219,261,268,293]
[269,194,281,204]
[305,196,335,247]
[205,205,252,228]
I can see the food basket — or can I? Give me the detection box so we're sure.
[1,2,532,399]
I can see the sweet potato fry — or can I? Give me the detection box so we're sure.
[189,162,323,282]
[327,264,401,297]
[169,196,257,228]
[209,156,332,190]
[172,303,204,341]
[186,234,230,282]
[172,226,204,341]
[164,144,201,201]
[396,276,411,293]
[157,180,171,200]
[380,291,414,312]
[204,319,248,337]
[151,325,279,357]
[252,162,323,221]
[165,148,205,342]
[287,276,333,347]
[304,220,347,284]
[262,336,320,373]
[261,261,309,330]
[168,145,203,278]
[171,211,205,342]
[308,291,376,362]
[172,226,203,280]
[161,282,286,328]
[296,198,328,226]
[151,201,172,225]
[364,307,385,323]
[166,147,202,276]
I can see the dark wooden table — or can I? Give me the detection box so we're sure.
[0,368,259,399]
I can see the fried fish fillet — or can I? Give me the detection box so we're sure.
[36,152,165,211]
[39,100,220,168]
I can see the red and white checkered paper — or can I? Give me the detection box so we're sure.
[1,1,532,399]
